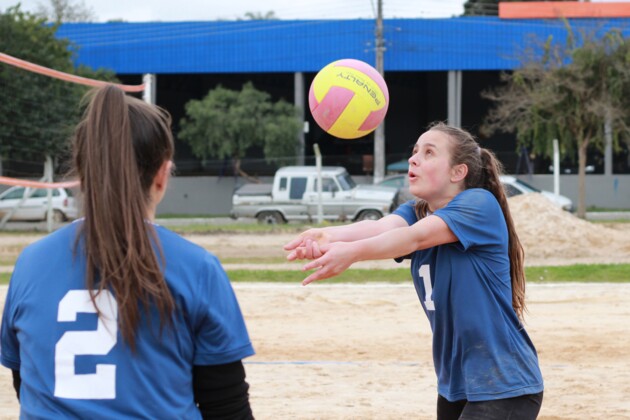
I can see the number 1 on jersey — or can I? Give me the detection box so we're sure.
[418,264,435,311]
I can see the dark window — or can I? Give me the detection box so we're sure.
[503,184,522,198]
[289,177,307,200]
[31,189,59,198]
[314,178,338,193]
[2,188,24,200]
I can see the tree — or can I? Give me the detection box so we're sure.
[179,82,301,179]
[241,11,278,20]
[0,5,116,173]
[35,0,95,23]
[482,27,630,218]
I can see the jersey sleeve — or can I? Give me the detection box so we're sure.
[1,270,21,370]
[433,189,506,251]
[392,200,418,226]
[191,254,255,366]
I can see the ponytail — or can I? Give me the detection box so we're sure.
[73,85,175,348]
[423,122,527,321]
[479,149,526,321]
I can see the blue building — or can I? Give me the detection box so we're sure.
[56,17,630,177]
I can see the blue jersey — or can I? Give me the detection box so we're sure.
[394,189,543,402]
[1,221,254,419]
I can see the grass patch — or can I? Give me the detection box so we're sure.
[226,268,412,283]
[591,219,630,224]
[227,264,630,284]
[156,214,225,219]
[171,221,347,235]
[2,264,629,286]
[0,272,10,285]
[173,223,302,234]
[586,207,630,212]
[221,257,289,264]
[526,264,630,283]
[0,258,17,266]
[226,264,630,284]
[0,230,45,236]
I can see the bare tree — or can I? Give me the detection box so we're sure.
[241,11,278,20]
[36,0,95,23]
[483,27,630,218]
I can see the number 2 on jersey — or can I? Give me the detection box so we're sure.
[54,290,118,399]
[418,264,435,310]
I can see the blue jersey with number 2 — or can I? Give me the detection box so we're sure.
[1,221,254,419]
[394,188,543,402]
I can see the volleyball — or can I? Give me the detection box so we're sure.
[308,59,389,139]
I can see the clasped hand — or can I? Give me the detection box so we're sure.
[283,229,355,286]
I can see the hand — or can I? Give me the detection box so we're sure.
[301,242,356,286]
[284,229,331,261]
[287,239,325,261]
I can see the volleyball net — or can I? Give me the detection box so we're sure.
[0,51,145,190]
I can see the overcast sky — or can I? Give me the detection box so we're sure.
[6,0,467,21]
[4,0,626,22]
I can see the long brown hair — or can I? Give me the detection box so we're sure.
[415,122,527,320]
[72,85,175,348]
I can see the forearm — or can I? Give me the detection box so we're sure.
[193,362,253,420]
[299,226,421,285]
[323,215,406,242]
[351,215,456,261]
[351,226,423,261]
[301,215,456,285]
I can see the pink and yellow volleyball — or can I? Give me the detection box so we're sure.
[309,59,389,139]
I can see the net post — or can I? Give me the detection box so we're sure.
[142,74,156,105]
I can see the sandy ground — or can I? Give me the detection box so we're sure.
[1,197,630,419]
[1,282,630,419]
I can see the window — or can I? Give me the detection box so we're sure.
[31,188,60,198]
[289,177,307,200]
[314,178,338,193]
[278,177,287,192]
[2,188,24,200]
[336,172,356,191]
[503,184,522,198]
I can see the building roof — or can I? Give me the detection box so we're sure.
[56,17,630,75]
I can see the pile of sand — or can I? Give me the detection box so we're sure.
[508,193,630,262]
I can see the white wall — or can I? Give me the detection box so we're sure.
[156,174,630,216]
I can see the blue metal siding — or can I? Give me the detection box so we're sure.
[56,17,630,74]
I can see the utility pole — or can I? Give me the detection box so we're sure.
[373,0,385,184]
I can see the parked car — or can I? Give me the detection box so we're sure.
[0,186,78,222]
[500,176,573,211]
[231,166,398,223]
[378,174,574,211]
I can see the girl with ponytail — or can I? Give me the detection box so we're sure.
[285,122,543,419]
[1,85,254,419]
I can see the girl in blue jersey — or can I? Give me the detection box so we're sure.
[285,123,543,420]
[1,85,255,419]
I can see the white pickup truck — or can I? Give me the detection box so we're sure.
[231,166,399,224]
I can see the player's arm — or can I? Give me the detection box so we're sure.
[193,361,253,420]
[284,214,407,260]
[301,215,457,285]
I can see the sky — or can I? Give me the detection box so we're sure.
[6,0,468,21]
[5,0,629,22]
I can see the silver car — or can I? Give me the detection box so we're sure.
[379,174,573,212]
[0,186,79,222]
